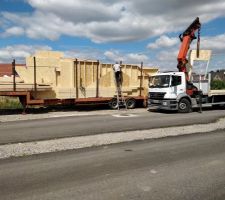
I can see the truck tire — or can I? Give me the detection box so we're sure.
[126,98,136,109]
[178,98,191,113]
[109,98,118,109]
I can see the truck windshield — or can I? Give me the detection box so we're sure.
[149,75,170,88]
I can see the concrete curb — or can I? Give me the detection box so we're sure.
[0,117,225,159]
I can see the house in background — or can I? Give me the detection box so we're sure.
[210,70,225,81]
[0,64,25,77]
[0,64,13,77]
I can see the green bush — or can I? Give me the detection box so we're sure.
[0,97,22,109]
[211,80,225,90]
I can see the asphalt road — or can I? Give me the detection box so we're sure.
[0,109,225,144]
[0,130,225,200]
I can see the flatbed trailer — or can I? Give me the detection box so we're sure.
[0,91,147,111]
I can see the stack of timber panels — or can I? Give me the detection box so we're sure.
[12,51,158,100]
[0,69,51,92]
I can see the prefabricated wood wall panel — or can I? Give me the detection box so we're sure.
[11,51,158,99]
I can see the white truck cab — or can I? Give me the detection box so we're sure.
[148,72,198,112]
[148,71,225,113]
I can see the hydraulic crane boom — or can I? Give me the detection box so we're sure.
[177,17,201,81]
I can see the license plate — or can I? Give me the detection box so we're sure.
[152,100,160,103]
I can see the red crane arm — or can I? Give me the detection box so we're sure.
[177,17,201,79]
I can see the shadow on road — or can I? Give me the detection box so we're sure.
[148,105,225,114]
[0,104,125,115]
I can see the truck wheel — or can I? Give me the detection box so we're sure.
[126,98,136,109]
[178,98,191,113]
[109,98,118,109]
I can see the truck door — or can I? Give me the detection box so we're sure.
[171,75,184,96]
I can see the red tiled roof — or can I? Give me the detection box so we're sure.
[0,63,25,76]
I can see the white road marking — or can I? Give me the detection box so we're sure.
[112,114,139,118]
[150,169,158,174]
[52,113,90,118]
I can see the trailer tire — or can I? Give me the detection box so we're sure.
[126,98,136,109]
[178,98,191,113]
[109,98,118,109]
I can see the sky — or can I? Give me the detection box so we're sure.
[0,0,225,72]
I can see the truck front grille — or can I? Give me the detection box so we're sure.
[149,92,166,100]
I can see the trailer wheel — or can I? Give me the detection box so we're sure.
[109,98,118,109]
[126,98,136,109]
[178,98,191,113]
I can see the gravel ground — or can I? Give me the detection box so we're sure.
[0,117,224,159]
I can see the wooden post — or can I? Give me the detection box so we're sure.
[74,59,79,99]
[12,59,16,91]
[96,60,99,98]
[139,62,143,96]
[33,57,37,99]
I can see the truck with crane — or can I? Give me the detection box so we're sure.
[148,17,225,113]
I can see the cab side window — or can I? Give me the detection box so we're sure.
[171,76,181,86]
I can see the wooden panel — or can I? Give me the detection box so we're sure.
[1,51,159,100]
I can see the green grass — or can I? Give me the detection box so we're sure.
[211,80,225,90]
[0,96,23,109]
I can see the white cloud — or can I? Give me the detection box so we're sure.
[147,35,179,49]
[1,33,223,71]
[104,50,125,63]
[156,49,178,62]
[0,44,148,65]
[1,11,66,40]
[1,0,225,42]
[2,26,24,37]
[103,33,225,69]
[0,45,52,63]
[64,48,104,61]
[201,34,225,53]
[104,50,149,64]
[27,0,123,23]
[127,53,149,63]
